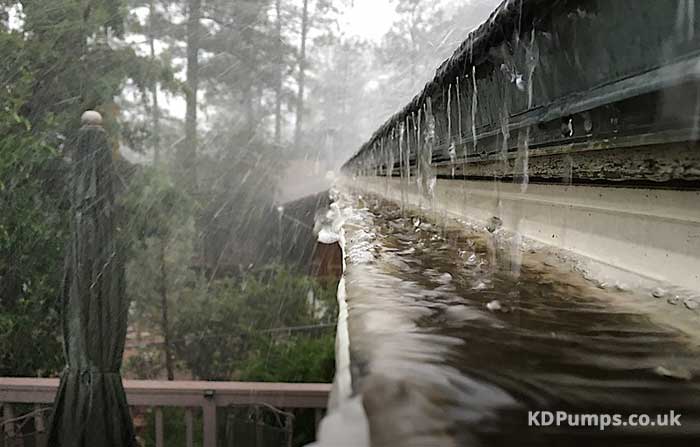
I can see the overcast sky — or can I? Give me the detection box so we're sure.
[342,0,397,41]
[132,0,500,123]
[155,0,405,121]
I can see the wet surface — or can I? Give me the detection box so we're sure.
[342,195,700,446]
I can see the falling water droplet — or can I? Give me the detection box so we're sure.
[405,115,412,183]
[456,76,464,155]
[676,0,696,42]
[517,29,540,194]
[420,98,437,203]
[471,65,478,153]
[447,83,453,143]
[399,122,407,211]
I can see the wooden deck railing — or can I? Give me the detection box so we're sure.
[0,377,331,447]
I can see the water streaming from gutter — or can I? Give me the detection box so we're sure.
[471,66,479,154]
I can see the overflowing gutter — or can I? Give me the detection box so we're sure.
[341,0,700,294]
[318,1,700,445]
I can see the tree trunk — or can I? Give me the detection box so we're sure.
[149,0,161,165]
[275,0,283,145]
[294,0,309,150]
[183,0,201,191]
[159,239,174,381]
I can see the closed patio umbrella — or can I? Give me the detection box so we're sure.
[48,111,136,447]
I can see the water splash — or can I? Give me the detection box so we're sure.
[500,63,525,91]
[315,201,347,245]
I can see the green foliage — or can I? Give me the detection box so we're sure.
[239,333,335,383]
[122,165,195,381]
[0,0,170,377]
[1,0,344,384]
[0,295,63,376]
[0,34,66,376]
[4,0,172,152]
[121,164,193,244]
[171,267,337,381]
[123,349,163,379]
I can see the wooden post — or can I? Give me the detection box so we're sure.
[34,404,47,447]
[155,407,164,447]
[315,408,323,434]
[285,410,294,447]
[185,408,194,447]
[202,399,216,447]
[255,406,263,447]
[2,404,15,438]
